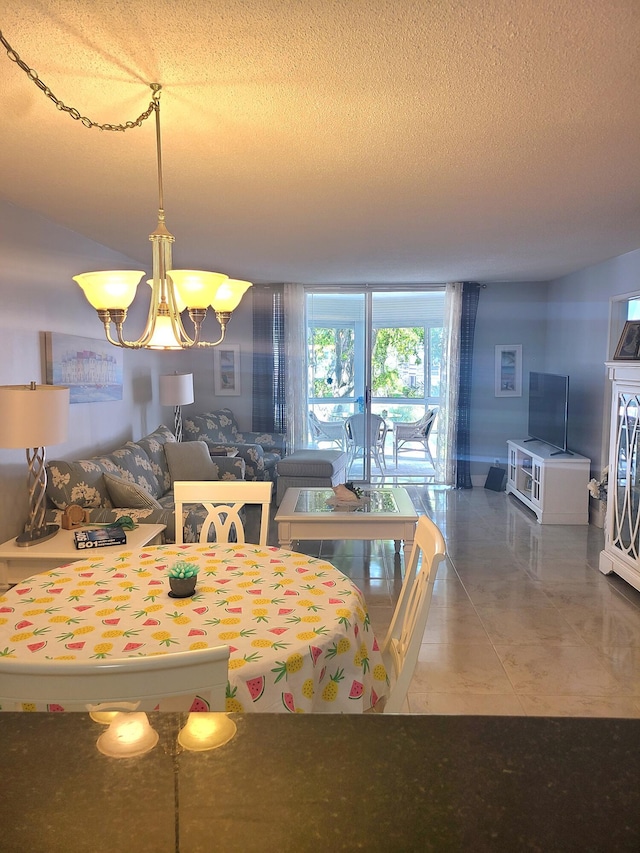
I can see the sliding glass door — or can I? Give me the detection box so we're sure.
[306,287,444,484]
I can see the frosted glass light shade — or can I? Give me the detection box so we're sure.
[177,712,237,751]
[0,384,69,449]
[169,270,229,310]
[73,270,145,310]
[96,712,158,758]
[146,279,186,313]
[146,316,183,349]
[211,280,253,312]
[160,373,194,406]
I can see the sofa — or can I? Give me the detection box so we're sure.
[45,424,246,542]
[183,409,286,482]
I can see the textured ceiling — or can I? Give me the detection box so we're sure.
[0,0,639,284]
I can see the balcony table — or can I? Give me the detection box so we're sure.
[0,543,388,713]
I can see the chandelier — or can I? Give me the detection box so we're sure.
[0,30,252,349]
[74,85,252,349]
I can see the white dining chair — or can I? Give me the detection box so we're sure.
[380,514,446,713]
[0,644,230,712]
[393,408,438,468]
[174,480,273,546]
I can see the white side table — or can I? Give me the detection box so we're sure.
[0,524,166,589]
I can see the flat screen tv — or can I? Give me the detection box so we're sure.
[527,372,570,454]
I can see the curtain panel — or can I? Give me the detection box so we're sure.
[252,284,286,433]
[455,282,482,489]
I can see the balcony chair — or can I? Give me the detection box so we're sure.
[380,514,446,713]
[344,413,388,474]
[393,407,438,468]
[174,480,273,546]
[308,411,347,450]
[0,645,230,713]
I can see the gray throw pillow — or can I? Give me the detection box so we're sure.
[164,441,220,484]
[103,473,163,510]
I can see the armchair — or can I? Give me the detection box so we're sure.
[393,408,438,468]
[183,409,286,482]
[345,413,387,474]
[308,411,346,450]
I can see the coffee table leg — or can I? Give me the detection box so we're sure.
[278,522,293,549]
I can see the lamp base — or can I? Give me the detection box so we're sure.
[16,524,60,548]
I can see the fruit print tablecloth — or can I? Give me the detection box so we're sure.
[0,544,389,713]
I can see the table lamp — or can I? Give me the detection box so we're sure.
[0,382,70,546]
[160,372,194,442]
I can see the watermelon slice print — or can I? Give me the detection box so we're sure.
[282,692,296,713]
[372,637,380,652]
[123,642,144,652]
[189,696,211,712]
[143,618,160,626]
[15,620,33,630]
[226,607,243,614]
[283,589,299,596]
[371,688,379,707]
[349,680,364,700]
[79,572,94,577]
[322,580,336,587]
[188,628,206,637]
[328,598,344,605]
[0,606,14,614]
[246,676,265,702]
[295,567,308,574]
[15,588,32,595]
[49,589,63,595]
[66,641,85,650]
[268,627,287,636]
[103,618,120,626]
[27,641,47,653]
[74,605,93,612]
[309,645,323,666]
[47,704,65,712]
[247,589,262,595]
[193,606,208,615]
[278,608,294,615]
[148,580,163,586]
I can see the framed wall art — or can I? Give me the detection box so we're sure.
[495,344,522,397]
[214,344,241,396]
[614,320,640,360]
[44,332,123,404]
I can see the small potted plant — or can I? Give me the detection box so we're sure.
[168,561,199,598]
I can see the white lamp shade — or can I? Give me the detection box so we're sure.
[211,280,253,312]
[159,373,194,407]
[73,270,145,310]
[0,384,69,449]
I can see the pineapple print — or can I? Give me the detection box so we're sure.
[225,683,244,712]
[325,637,351,659]
[151,631,178,647]
[48,615,81,625]
[373,663,388,682]
[353,642,370,673]
[296,627,329,642]
[321,668,345,702]
[336,608,352,628]
[168,611,191,626]
[218,628,256,641]
[10,626,49,643]
[228,652,261,670]
[251,638,289,651]
[252,608,269,623]
[91,642,114,659]
[272,652,304,683]
[302,678,315,700]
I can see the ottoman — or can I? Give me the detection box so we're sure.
[276,449,348,505]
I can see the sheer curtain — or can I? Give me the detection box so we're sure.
[283,284,307,451]
[436,282,463,485]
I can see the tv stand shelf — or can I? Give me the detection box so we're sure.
[506,439,590,524]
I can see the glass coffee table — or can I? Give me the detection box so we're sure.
[275,487,418,556]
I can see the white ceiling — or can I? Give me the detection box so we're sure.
[1,1,639,285]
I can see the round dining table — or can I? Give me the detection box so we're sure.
[0,542,389,713]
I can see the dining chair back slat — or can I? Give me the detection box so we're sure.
[0,644,230,712]
[381,515,446,713]
[174,480,272,546]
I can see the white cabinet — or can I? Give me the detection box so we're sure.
[506,439,590,524]
[599,363,640,592]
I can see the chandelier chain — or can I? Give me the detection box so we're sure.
[0,29,159,131]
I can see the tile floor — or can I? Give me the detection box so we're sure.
[273,485,640,717]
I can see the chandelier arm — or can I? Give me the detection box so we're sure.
[192,312,230,347]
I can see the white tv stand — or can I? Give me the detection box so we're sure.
[506,439,590,524]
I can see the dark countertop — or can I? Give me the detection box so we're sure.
[1,713,639,852]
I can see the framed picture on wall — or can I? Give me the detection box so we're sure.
[214,344,241,396]
[495,344,522,397]
[614,321,640,360]
[44,331,123,403]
